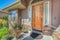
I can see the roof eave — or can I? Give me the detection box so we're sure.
[2,0,26,12]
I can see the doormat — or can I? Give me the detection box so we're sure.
[30,32,40,38]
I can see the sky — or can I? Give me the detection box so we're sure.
[0,0,16,9]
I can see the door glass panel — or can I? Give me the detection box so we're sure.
[28,6,32,23]
[27,6,32,28]
[44,2,49,25]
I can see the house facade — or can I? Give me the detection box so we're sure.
[3,0,60,31]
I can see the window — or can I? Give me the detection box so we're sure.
[9,11,17,22]
[28,6,32,23]
[44,1,49,25]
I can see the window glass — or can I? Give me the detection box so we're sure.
[9,11,17,22]
[44,2,49,25]
[28,6,32,23]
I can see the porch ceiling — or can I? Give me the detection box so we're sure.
[2,0,26,11]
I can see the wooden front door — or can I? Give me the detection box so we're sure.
[32,3,43,31]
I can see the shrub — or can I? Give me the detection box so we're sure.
[0,27,9,40]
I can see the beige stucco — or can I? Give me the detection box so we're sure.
[50,0,60,27]
[21,9,32,31]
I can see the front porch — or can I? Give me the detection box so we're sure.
[0,0,60,40]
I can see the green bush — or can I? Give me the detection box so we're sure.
[0,16,9,40]
[0,23,3,29]
[0,27,9,40]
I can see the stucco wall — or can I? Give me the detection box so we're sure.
[21,0,31,7]
[21,9,32,31]
[51,0,60,27]
[21,9,28,19]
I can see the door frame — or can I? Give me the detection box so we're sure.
[28,1,51,31]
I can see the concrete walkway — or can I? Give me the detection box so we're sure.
[23,36,34,40]
[23,35,53,40]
